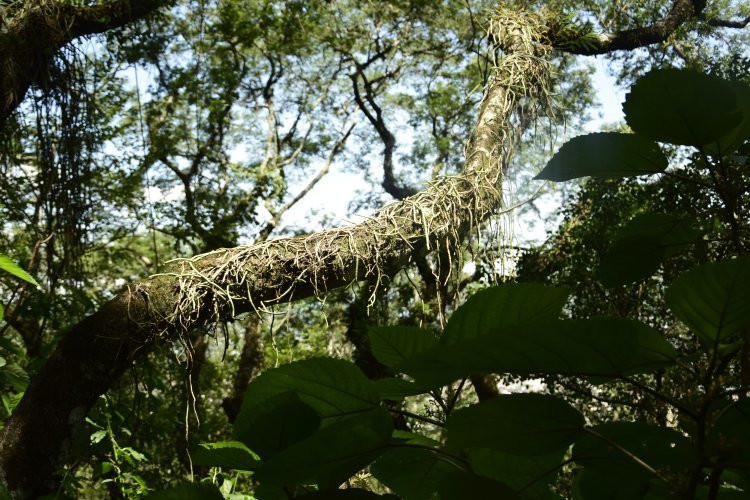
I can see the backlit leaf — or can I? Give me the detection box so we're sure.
[447,394,584,456]
[0,255,39,287]
[666,257,750,344]
[535,133,667,181]
[191,441,260,471]
[623,68,743,146]
[369,326,436,369]
[239,357,380,425]
[442,283,569,345]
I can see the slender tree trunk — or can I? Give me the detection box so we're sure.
[223,317,264,423]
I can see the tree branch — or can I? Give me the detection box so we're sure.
[705,15,750,29]
[555,0,707,55]
[0,0,168,126]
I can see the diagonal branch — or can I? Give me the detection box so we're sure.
[350,55,417,200]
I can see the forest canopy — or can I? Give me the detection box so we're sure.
[0,0,749,498]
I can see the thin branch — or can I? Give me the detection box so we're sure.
[557,0,707,55]
[706,16,750,29]
[389,408,445,427]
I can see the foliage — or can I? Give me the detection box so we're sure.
[175,68,750,498]
[2,0,749,497]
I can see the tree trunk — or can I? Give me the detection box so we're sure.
[223,317,264,423]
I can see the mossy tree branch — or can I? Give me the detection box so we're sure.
[0,0,168,126]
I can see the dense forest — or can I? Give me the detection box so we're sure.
[0,0,749,498]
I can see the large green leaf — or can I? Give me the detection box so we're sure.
[573,422,693,472]
[234,391,320,458]
[191,441,260,471]
[239,357,380,425]
[438,470,518,499]
[623,68,743,146]
[572,422,693,500]
[598,236,663,288]
[368,326,436,369]
[253,484,288,500]
[707,399,750,463]
[401,318,677,387]
[255,407,393,488]
[666,257,750,344]
[599,213,702,287]
[446,394,585,456]
[0,255,39,287]
[442,283,570,345]
[468,448,564,499]
[704,80,750,156]
[145,483,223,500]
[373,377,431,400]
[573,469,669,500]
[371,447,461,500]
[535,133,667,181]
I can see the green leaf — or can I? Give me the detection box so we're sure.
[239,357,380,425]
[599,235,663,288]
[623,68,743,146]
[0,303,3,323]
[0,336,22,356]
[438,471,518,500]
[191,441,260,471]
[707,399,750,463]
[390,430,441,448]
[599,213,702,287]
[666,257,750,344]
[468,448,564,499]
[402,318,677,387]
[573,469,668,500]
[442,283,570,345]
[255,407,393,488]
[572,422,693,499]
[573,422,694,472]
[253,484,288,500]
[704,80,750,156]
[373,377,431,400]
[0,255,39,287]
[371,447,461,500]
[447,394,585,456]
[1,363,29,392]
[234,391,320,458]
[144,483,223,500]
[368,326,436,369]
[535,133,667,181]
[614,213,702,257]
